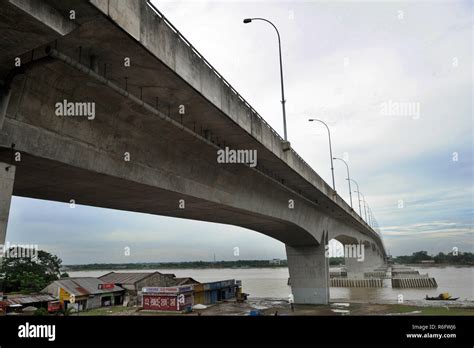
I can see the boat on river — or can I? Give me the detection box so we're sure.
[425,293,459,301]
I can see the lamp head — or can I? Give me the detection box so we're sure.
[243,18,252,23]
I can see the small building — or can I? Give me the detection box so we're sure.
[42,277,124,311]
[1,293,57,314]
[269,259,281,265]
[193,279,240,305]
[99,272,177,306]
[142,285,193,312]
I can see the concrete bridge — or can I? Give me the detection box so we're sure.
[0,0,386,304]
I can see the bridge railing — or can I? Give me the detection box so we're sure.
[145,1,382,240]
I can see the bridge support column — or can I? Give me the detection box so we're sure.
[344,254,365,278]
[0,162,15,245]
[364,246,385,270]
[345,243,384,278]
[286,242,329,305]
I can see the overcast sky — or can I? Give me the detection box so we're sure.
[5,0,473,264]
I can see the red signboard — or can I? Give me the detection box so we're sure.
[98,283,115,290]
[143,294,178,311]
[143,293,193,311]
[48,301,61,312]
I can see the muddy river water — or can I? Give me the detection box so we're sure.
[69,266,473,304]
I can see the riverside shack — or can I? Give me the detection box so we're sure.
[193,279,240,305]
[42,277,124,311]
[99,272,177,306]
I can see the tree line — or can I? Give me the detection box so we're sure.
[392,250,474,265]
[64,258,346,271]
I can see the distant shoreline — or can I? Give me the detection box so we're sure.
[63,262,474,272]
[62,260,290,272]
[64,266,289,271]
[402,263,474,267]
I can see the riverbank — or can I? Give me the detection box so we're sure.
[68,266,474,301]
[77,298,474,316]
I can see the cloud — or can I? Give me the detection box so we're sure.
[381,221,471,237]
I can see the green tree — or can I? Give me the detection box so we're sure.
[0,248,63,293]
[393,250,473,265]
[434,252,447,264]
[411,251,431,262]
[34,308,49,316]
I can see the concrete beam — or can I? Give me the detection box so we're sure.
[0,162,15,245]
[286,239,329,304]
[9,0,77,36]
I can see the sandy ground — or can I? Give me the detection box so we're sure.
[126,298,474,316]
[76,297,474,316]
[189,298,474,316]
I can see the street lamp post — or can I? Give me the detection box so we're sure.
[372,210,378,229]
[243,18,289,149]
[308,119,335,191]
[368,206,376,230]
[355,191,368,223]
[367,205,372,227]
[333,157,353,208]
[349,179,362,217]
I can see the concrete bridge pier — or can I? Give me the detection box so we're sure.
[344,255,365,278]
[344,243,385,278]
[0,162,15,245]
[286,239,329,305]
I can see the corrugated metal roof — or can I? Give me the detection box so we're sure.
[98,272,161,284]
[98,273,201,287]
[202,279,237,290]
[5,293,56,306]
[173,277,200,285]
[53,277,124,296]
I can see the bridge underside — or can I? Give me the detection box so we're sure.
[0,0,386,304]
[0,156,385,304]
[0,152,316,246]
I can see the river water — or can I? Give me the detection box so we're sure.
[68,266,473,303]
